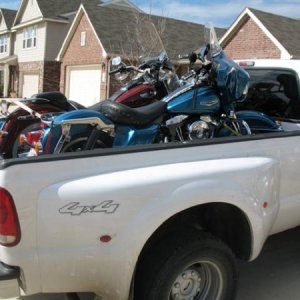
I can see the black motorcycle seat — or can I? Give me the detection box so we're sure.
[94,100,167,126]
[31,91,85,111]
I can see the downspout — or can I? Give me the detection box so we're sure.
[106,56,111,99]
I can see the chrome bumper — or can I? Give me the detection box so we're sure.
[0,262,20,298]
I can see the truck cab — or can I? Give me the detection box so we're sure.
[236,59,300,120]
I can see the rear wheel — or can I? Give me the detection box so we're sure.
[12,122,42,158]
[134,231,237,300]
[61,131,113,153]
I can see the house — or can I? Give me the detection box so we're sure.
[0,8,17,97]
[57,2,224,106]
[0,0,225,102]
[220,7,300,60]
[11,0,106,98]
[0,0,105,98]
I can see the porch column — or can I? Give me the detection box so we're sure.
[3,63,9,97]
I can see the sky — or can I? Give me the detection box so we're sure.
[0,0,299,27]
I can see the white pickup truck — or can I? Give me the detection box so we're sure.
[1,129,300,300]
[1,59,300,300]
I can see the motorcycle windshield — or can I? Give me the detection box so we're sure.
[205,23,249,111]
[137,20,167,62]
[111,19,167,69]
[111,19,180,95]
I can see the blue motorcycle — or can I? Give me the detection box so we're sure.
[23,24,281,156]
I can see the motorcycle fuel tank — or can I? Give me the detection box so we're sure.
[166,84,221,115]
[116,84,156,108]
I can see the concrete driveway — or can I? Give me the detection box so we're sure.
[3,226,300,300]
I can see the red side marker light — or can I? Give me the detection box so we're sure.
[100,235,112,243]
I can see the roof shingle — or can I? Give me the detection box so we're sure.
[83,3,225,60]
[249,8,300,59]
[0,8,17,30]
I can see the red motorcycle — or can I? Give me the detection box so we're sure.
[0,53,179,158]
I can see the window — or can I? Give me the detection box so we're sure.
[237,68,300,119]
[80,31,86,46]
[23,26,37,49]
[0,35,7,53]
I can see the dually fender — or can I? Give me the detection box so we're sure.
[34,156,280,299]
[108,156,280,298]
[122,157,280,259]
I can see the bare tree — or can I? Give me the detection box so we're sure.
[109,9,167,65]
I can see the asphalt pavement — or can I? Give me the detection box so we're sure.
[236,225,300,300]
[3,226,300,300]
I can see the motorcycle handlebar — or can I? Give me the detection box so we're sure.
[178,52,198,64]
[109,68,122,75]
[109,65,144,75]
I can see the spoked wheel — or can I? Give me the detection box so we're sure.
[134,231,237,300]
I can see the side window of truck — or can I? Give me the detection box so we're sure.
[237,68,300,119]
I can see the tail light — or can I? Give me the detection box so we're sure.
[0,187,21,246]
[239,61,255,67]
[18,130,44,156]
[26,131,43,145]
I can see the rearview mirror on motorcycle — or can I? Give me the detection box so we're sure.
[158,52,168,63]
[112,57,122,66]
[110,57,129,81]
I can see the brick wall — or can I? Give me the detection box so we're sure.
[223,17,281,59]
[43,61,61,92]
[60,13,107,99]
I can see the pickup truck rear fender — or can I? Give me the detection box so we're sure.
[34,156,279,299]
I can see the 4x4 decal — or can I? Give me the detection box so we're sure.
[59,200,119,216]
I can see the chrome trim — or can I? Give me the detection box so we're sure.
[54,117,114,131]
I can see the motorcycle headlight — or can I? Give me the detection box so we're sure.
[114,71,129,81]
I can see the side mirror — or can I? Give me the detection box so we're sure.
[112,57,122,66]
[158,52,168,63]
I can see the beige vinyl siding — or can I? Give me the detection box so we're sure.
[0,17,6,31]
[45,22,71,61]
[15,23,46,62]
[21,0,42,23]
[0,35,12,59]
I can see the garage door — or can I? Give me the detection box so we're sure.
[22,74,39,98]
[68,67,101,106]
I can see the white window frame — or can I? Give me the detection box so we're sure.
[0,35,7,53]
[23,26,37,49]
[80,31,86,46]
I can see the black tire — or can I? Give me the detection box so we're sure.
[134,231,238,300]
[61,131,113,153]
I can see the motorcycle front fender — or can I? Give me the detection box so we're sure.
[236,110,282,132]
